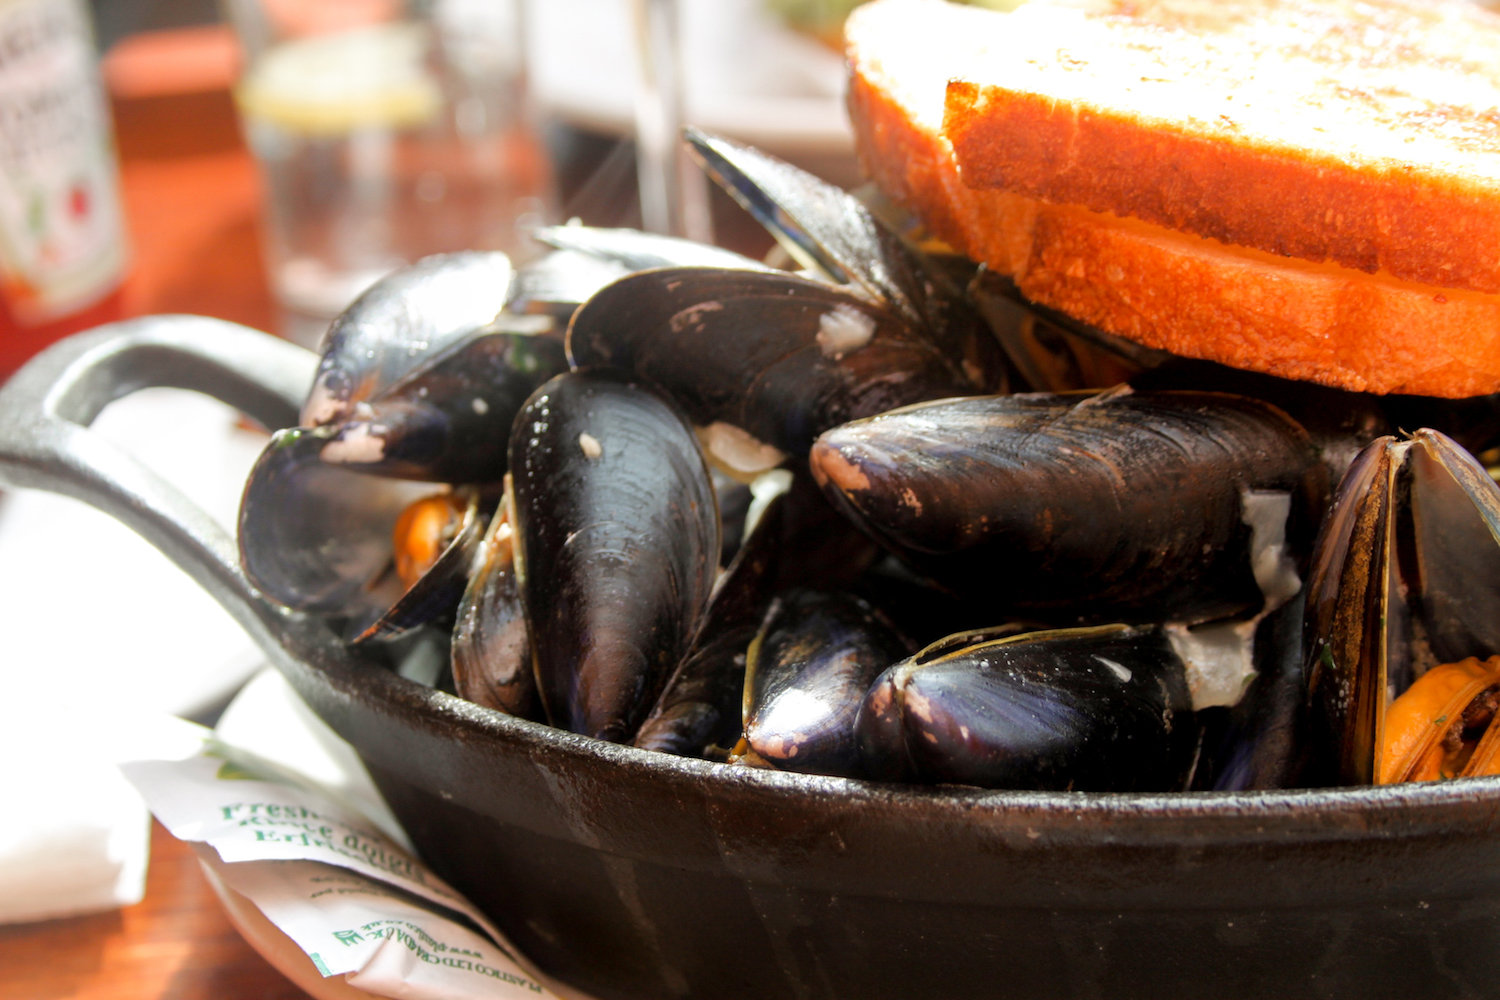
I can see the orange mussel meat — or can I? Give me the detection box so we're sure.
[1381,655,1500,783]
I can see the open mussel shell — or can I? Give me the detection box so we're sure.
[810,388,1327,624]
[713,469,754,565]
[633,622,755,758]
[514,227,773,322]
[241,422,488,642]
[1304,428,1500,785]
[239,426,435,616]
[1189,592,1309,791]
[685,128,921,317]
[450,490,538,720]
[687,129,1011,391]
[509,369,721,743]
[1406,431,1500,657]
[566,266,1004,462]
[507,248,633,320]
[738,588,914,778]
[857,624,1196,791]
[301,251,515,428]
[350,489,486,645]
[314,329,568,484]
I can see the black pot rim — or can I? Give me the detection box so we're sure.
[297,636,1500,848]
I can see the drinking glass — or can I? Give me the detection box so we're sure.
[223,0,555,347]
[631,0,712,242]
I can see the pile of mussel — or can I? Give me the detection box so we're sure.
[238,130,1500,792]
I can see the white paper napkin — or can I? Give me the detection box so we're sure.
[0,387,268,924]
[0,702,152,923]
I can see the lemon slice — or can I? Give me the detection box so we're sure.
[234,23,442,135]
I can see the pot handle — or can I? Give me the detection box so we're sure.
[0,315,317,646]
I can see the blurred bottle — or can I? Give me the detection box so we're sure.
[0,0,129,378]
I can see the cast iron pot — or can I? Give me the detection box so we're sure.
[4,317,1500,1000]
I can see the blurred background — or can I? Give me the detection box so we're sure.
[90,0,219,43]
[0,0,860,371]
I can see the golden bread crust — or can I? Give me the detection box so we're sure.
[939,0,1500,295]
[1018,210,1500,397]
[845,0,1500,397]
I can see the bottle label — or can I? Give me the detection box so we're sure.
[0,0,127,324]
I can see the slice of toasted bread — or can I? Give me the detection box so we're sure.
[941,0,1500,295]
[845,0,1500,397]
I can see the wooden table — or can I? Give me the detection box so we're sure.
[0,824,315,1000]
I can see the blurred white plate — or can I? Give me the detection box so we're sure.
[529,0,853,157]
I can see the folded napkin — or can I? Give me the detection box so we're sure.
[0,703,151,923]
[0,387,268,924]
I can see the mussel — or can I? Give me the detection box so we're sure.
[564,133,1011,474]
[810,387,1326,624]
[301,251,519,428]
[566,265,1005,468]
[450,491,537,719]
[507,369,720,742]
[856,624,1197,791]
[532,223,773,275]
[634,469,884,758]
[1304,428,1500,785]
[684,128,998,370]
[356,488,486,643]
[736,588,913,778]
[633,473,794,758]
[1380,655,1500,782]
[307,330,569,484]
[239,252,568,643]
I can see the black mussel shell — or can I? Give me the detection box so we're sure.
[713,470,754,565]
[509,369,720,743]
[314,331,567,484]
[857,624,1195,791]
[685,128,998,377]
[635,483,790,757]
[1406,431,1500,662]
[508,248,632,320]
[1190,593,1308,791]
[1304,428,1500,786]
[566,266,1002,460]
[351,489,486,644]
[634,624,755,758]
[451,493,538,720]
[636,470,883,759]
[740,588,914,778]
[685,128,927,324]
[811,388,1327,624]
[239,426,433,616]
[301,251,515,428]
